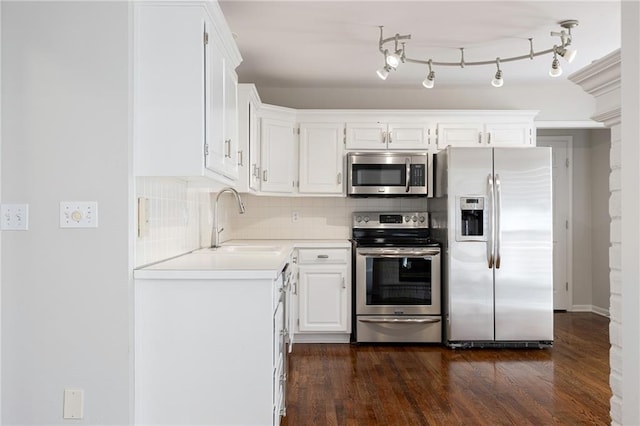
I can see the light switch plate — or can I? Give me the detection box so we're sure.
[60,202,98,228]
[1,203,29,230]
[63,389,84,419]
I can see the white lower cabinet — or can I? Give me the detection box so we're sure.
[295,248,351,340]
[135,274,286,426]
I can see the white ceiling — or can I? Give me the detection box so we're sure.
[218,1,621,90]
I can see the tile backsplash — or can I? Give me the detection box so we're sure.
[224,194,428,240]
[135,177,202,267]
[135,178,428,267]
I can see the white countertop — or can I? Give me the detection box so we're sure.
[134,239,351,281]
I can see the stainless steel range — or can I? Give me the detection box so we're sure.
[352,212,442,343]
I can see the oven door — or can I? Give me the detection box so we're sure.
[356,247,441,316]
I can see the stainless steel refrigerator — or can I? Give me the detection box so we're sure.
[431,146,553,348]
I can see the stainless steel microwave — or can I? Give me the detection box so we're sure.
[347,152,433,197]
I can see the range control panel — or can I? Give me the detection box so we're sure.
[353,211,428,229]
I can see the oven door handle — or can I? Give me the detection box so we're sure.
[359,318,441,324]
[356,249,441,257]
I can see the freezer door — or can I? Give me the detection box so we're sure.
[493,148,553,341]
[447,148,495,342]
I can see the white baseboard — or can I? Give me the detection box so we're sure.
[570,304,610,317]
[292,333,350,344]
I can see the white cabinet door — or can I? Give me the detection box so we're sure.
[298,123,344,194]
[485,122,533,146]
[236,84,261,192]
[437,122,485,148]
[345,122,386,150]
[205,35,226,175]
[222,64,239,179]
[298,265,349,332]
[346,122,430,150]
[387,122,430,150]
[135,5,210,177]
[260,118,296,193]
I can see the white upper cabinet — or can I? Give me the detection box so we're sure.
[236,84,261,193]
[298,123,345,195]
[133,2,241,182]
[437,117,535,149]
[346,122,431,151]
[260,117,296,193]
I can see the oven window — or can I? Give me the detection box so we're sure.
[352,164,406,186]
[365,257,432,305]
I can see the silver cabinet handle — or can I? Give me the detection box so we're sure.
[317,254,329,259]
[337,172,342,184]
[252,164,260,178]
[224,139,231,158]
[382,131,387,144]
[487,132,492,144]
[359,318,441,324]
[237,150,243,166]
[263,170,268,181]
[341,277,346,289]
[495,174,502,269]
[388,130,392,143]
[478,132,482,144]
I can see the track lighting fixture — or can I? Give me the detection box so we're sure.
[491,58,504,88]
[422,60,435,89]
[376,20,578,87]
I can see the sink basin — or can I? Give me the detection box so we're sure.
[210,245,284,254]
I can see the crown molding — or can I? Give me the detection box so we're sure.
[569,49,621,98]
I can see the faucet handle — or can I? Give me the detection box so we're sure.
[218,227,224,235]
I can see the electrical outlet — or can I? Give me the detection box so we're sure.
[60,202,98,228]
[292,211,300,223]
[1,204,29,230]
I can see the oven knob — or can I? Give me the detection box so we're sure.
[356,216,362,223]
[411,215,418,222]
[363,216,370,223]
[419,215,426,223]
[404,216,410,222]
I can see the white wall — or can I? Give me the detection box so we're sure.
[2,2,131,424]
[537,129,610,313]
[255,82,596,122]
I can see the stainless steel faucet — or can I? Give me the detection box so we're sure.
[211,187,246,248]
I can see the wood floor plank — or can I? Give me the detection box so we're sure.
[282,312,610,425]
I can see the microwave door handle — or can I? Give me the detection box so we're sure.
[405,158,411,192]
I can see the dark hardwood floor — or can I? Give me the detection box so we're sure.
[282,312,610,426]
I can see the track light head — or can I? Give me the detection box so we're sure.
[491,70,504,87]
[556,45,577,63]
[491,58,503,88]
[549,49,563,77]
[376,65,391,80]
[386,51,401,68]
[422,71,435,89]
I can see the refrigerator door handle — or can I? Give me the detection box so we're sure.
[495,174,502,269]
[487,173,494,269]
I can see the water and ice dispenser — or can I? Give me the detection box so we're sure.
[456,196,487,241]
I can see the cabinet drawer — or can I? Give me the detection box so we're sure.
[298,248,349,264]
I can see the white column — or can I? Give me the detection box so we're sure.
[569,2,640,422]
